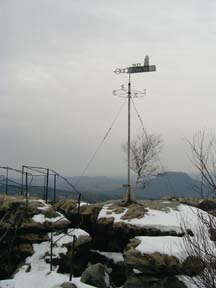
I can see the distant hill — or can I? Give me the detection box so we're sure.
[74,171,209,202]
[136,171,206,199]
[0,171,210,203]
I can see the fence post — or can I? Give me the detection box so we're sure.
[5,167,8,195]
[50,229,53,271]
[45,169,49,203]
[69,235,77,281]
[53,174,57,202]
[77,194,81,215]
[77,194,81,228]
[21,165,24,195]
[25,172,28,206]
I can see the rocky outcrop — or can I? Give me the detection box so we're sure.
[0,197,69,279]
[81,263,115,288]
[60,283,77,288]
[17,233,49,243]
[181,256,205,276]
[54,200,102,228]
[0,196,209,287]
[94,219,183,252]
[0,242,34,279]
[124,238,205,277]
[0,199,69,234]
[198,199,216,215]
[123,274,187,288]
[88,250,126,287]
[124,247,181,275]
[57,234,92,276]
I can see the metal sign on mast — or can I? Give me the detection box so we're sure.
[113,56,156,203]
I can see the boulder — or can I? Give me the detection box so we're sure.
[60,283,77,288]
[181,256,205,276]
[54,200,102,229]
[0,243,34,280]
[81,263,115,288]
[124,239,181,275]
[14,243,34,259]
[58,234,92,276]
[123,274,187,288]
[120,204,147,220]
[198,199,216,215]
[75,235,92,249]
[89,250,127,287]
[18,233,49,243]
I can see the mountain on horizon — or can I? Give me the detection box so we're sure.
[0,171,210,203]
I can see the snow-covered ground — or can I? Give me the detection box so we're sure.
[32,213,67,224]
[98,203,211,234]
[135,235,186,260]
[91,250,124,263]
[98,203,216,263]
[0,228,95,288]
[1,200,214,288]
[32,200,69,224]
[0,270,95,288]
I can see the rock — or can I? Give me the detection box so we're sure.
[110,261,127,287]
[75,235,92,249]
[60,283,77,288]
[0,243,34,280]
[123,274,187,288]
[198,199,216,215]
[18,233,49,243]
[81,263,115,288]
[97,217,114,226]
[120,204,147,220]
[181,256,205,276]
[89,250,127,287]
[58,234,92,276]
[124,240,181,275]
[54,199,78,215]
[93,218,183,254]
[54,200,102,229]
[125,238,141,250]
[14,244,34,259]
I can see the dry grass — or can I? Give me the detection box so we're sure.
[121,204,147,220]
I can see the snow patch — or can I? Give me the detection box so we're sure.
[97,203,214,235]
[104,271,110,287]
[32,213,66,224]
[0,229,93,288]
[135,236,187,260]
[50,229,89,247]
[91,250,124,263]
[98,204,128,222]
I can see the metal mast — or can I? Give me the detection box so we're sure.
[114,56,156,203]
[127,74,131,202]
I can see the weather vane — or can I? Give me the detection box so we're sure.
[113,56,156,203]
[114,56,156,75]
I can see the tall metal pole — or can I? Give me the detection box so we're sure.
[114,56,156,203]
[127,74,131,203]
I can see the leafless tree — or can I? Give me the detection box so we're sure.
[179,131,216,287]
[181,208,216,288]
[188,130,216,197]
[122,133,162,198]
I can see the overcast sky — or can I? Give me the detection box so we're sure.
[1,0,216,177]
